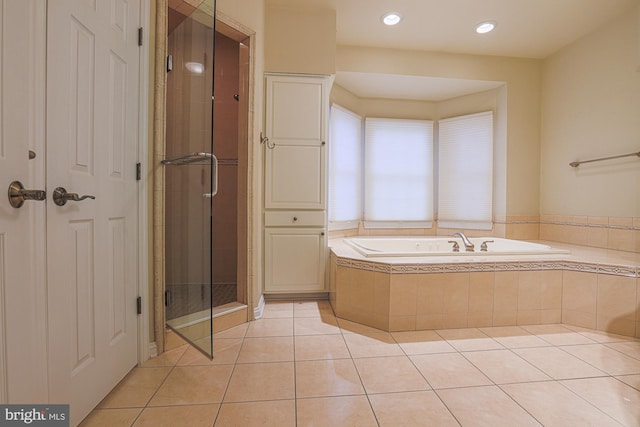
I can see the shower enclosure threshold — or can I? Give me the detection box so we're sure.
[167,302,247,330]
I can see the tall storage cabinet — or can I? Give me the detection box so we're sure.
[263,74,330,294]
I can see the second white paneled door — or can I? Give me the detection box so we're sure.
[46,0,141,424]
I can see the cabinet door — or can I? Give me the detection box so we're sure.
[265,74,328,209]
[264,228,326,293]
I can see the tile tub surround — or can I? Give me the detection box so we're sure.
[329,239,640,337]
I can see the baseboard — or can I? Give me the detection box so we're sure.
[254,294,265,320]
[148,342,158,359]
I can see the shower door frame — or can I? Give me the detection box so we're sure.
[152,2,256,355]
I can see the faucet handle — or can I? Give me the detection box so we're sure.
[480,240,494,251]
[447,240,460,252]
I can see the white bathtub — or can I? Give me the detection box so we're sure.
[344,236,570,257]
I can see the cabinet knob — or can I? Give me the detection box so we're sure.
[292,216,298,222]
[321,232,325,236]
[321,141,326,146]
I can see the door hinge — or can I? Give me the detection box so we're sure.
[136,162,141,181]
[164,290,172,307]
[136,296,142,315]
[167,54,173,73]
[138,27,143,46]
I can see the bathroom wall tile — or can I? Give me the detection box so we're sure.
[494,271,518,312]
[588,216,609,226]
[493,223,506,238]
[468,272,494,313]
[214,309,247,334]
[541,270,563,310]
[518,271,542,310]
[373,272,390,317]
[596,315,636,337]
[505,223,539,240]
[334,266,351,316]
[562,271,597,314]
[566,225,589,246]
[442,313,468,329]
[351,269,375,315]
[389,315,417,331]
[587,226,609,249]
[597,275,636,324]
[540,309,561,324]
[390,274,418,316]
[563,309,596,329]
[416,274,446,315]
[608,228,635,252]
[634,229,640,253]
[467,311,493,328]
[517,310,541,325]
[416,314,445,330]
[443,273,469,314]
[610,217,633,228]
[364,311,390,332]
[493,310,517,327]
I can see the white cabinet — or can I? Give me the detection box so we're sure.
[264,74,328,209]
[263,74,330,294]
[264,229,326,293]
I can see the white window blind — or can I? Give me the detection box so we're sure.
[438,111,493,229]
[328,105,362,226]
[364,118,434,226]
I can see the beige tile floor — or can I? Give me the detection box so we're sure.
[80,300,640,427]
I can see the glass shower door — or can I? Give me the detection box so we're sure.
[163,0,216,357]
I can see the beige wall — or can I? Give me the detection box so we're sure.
[335,46,542,217]
[265,5,336,74]
[540,7,640,218]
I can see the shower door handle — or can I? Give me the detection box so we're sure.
[203,154,218,198]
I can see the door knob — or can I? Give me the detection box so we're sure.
[52,187,95,206]
[8,180,46,208]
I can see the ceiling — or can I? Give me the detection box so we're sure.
[265,0,639,101]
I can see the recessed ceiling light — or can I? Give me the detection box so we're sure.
[382,12,402,26]
[475,21,496,34]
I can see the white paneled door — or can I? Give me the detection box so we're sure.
[0,0,143,425]
[46,0,141,424]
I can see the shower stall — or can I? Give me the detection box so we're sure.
[162,0,244,357]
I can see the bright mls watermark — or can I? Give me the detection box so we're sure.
[0,405,69,426]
